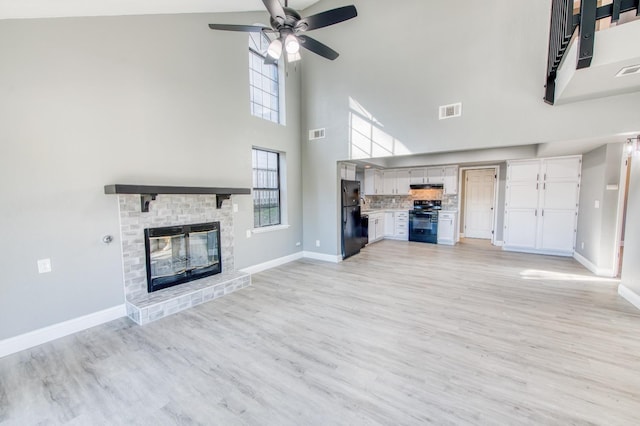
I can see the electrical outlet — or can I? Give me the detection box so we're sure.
[581,242,585,249]
[316,240,320,247]
[246,230,252,239]
[594,200,600,209]
[37,258,52,274]
[295,242,301,247]
[392,198,396,204]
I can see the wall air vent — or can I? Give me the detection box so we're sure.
[616,64,640,77]
[309,128,326,140]
[439,102,462,120]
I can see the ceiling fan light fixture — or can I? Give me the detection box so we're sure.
[267,38,283,59]
[285,34,300,54]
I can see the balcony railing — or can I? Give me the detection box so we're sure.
[545,0,639,104]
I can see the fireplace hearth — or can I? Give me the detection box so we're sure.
[145,222,222,293]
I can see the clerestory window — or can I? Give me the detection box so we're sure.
[249,32,281,124]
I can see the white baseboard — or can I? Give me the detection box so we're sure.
[303,251,342,263]
[618,284,640,311]
[493,240,504,247]
[502,245,573,257]
[0,304,126,359]
[239,250,342,275]
[573,252,616,277]
[240,252,304,275]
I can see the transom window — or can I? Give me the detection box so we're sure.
[252,148,281,228]
[249,32,280,124]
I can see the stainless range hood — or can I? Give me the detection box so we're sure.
[410,183,444,190]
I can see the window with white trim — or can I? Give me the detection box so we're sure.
[249,32,280,124]
[252,148,281,228]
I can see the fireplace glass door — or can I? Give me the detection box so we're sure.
[144,222,222,292]
[188,230,219,270]
[148,235,187,280]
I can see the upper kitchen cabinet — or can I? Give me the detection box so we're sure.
[409,167,446,185]
[383,170,410,195]
[426,167,445,184]
[409,168,425,184]
[443,166,458,195]
[339,162,357,181]
[364,169,383,195]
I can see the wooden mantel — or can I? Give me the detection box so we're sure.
[104,184,251,211]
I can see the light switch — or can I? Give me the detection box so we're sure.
[37,258,52,274]
[233,203,239,213]
[594,200,600,209]
[246,230,252,239]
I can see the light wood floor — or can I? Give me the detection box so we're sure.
[1,239,639,425]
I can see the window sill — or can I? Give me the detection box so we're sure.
[252,224,290,234]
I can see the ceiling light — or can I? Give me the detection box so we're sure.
[616,64,640,77]
[285,34,300,55]
[267,38,282,59]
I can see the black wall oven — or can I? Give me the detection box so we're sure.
[409,200,441,244]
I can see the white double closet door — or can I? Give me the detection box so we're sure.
[504,157,581,255]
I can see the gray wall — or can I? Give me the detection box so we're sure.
[301,0,640,256]
[601,144,625,270]
[575,143,624,273]
[576,146,607,265]
[0,13,302,339]
[621,155,640,296]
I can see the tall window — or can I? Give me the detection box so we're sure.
[249,32,280,124]
[252,148,281,228]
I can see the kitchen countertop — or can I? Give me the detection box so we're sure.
[361,209,410,214]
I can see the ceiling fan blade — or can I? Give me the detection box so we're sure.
[297,35,339,60]
[208,24,271,32]
[298,5,357,32]
[262,0,286,25]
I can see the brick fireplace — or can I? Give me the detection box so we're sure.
[113,192,250,325]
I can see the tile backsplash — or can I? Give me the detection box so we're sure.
[364,192,458,211]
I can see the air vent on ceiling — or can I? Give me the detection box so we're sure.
[616,64,640,77]
[439,102,462,120]
[309,128,326,140]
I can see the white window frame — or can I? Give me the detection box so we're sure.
[251,147,289,232]
[248,31,285,125]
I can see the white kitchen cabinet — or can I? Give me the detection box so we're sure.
[384,212,395,236]
[364,169,383,195]
[382,170,410,195]
[393,211,409,240]
[426,167,445,184]
[383,211,409,240]
[396,170,410,194]
[504,156,581,256]
[382,171,396,195]
[443,166,458,195]
[368,212,385,243]
[339,163,356,180]
[437,211,457,245]
[409,168,425,184]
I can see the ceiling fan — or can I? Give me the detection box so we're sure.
[208,0,357,63]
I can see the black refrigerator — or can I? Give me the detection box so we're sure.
[341,179,362,259]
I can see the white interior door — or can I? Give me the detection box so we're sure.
[464,169,496,239]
